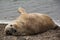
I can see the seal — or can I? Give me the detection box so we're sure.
[4,7,58,36]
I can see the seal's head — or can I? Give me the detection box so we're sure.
[4,23,18,35]
[4,21,27,36]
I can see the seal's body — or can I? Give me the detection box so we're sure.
[5,8,58,36]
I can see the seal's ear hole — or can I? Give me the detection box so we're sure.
[10,24,13,27]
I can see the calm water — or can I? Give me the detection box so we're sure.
[0,0,60,25]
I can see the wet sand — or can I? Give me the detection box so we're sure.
[0,24,60,40]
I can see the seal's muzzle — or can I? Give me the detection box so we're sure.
[5,28,17,35]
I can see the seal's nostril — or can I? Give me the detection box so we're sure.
[14,29,17,32]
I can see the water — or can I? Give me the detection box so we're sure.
[0,0,60,25]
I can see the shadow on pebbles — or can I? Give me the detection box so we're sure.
[0,24,60,40]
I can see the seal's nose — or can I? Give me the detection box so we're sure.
[5,28,17,35]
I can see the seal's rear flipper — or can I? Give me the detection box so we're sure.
[18,7,27,14]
